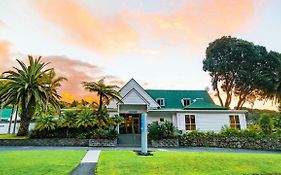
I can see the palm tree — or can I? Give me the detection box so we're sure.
[43,69,67,111]
[82,78,121,121]
[0,56,61,136]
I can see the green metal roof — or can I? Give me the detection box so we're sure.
[145,89,225,110]
[184,99,228,110]
[0,109,15,119]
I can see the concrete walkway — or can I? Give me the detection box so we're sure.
[70,150,101,175]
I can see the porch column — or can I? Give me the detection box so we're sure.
[141,113,148,154]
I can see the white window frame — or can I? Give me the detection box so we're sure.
[229,115,241,130]
[182,98,191,106]
[156,98,165,107]
[185,114,196,131]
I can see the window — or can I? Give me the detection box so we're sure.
[185,115,196,130]
[182,98,191,106]
[160,118,164,122]
[156,98,165,106]
[229,115,240,129]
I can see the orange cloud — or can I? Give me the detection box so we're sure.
[34,0,259,53]
[42,56,123,103]
[126,0,259,48]
[0,41,13,72]
[35,0,138,53]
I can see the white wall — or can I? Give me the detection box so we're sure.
[176,112,247,132]
[0,123,35,134]
[147,112,173,124]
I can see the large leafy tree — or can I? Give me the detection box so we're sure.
[263,51,281,104]
[0,56,61,136]
[82,78,121,121]
[203,36,275,109]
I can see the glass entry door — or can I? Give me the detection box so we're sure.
[119,114,141,134]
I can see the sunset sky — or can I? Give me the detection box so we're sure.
[0,0,281,109]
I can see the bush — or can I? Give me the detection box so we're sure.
[35,114,56,131]
[258,114,274,134]
[148,120,178,140]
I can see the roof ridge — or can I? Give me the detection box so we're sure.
[145,89,208,91]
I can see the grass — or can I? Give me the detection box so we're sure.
[97,151,281,175]
[0,134,28,139]
[0,150,86,175]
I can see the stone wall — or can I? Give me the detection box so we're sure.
[179,135,281,151]
[0,138,117,147]
[151,139,179,148]
[89,139,117,147]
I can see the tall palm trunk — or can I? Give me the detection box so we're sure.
[7,106,14,134]
[17,100,36,136]
[98,95,103,121]
[12,105,19,135]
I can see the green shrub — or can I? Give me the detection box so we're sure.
[148,120,178,140]
[75,109,97,128]
[35,114,56,132]
[258,114,274,134]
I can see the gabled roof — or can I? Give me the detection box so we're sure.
[118,88,150,105]
[145,89,221,109]
[184,99,228,110]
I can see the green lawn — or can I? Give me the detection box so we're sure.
[0,150,86,175]
[0,134,27,139]
[97,151,281,175]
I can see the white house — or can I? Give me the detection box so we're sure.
[108,79,247,143]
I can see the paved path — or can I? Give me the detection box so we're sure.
[0,146,280,154]
[70,150,101,175]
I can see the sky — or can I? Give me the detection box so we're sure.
[0,0,281,109]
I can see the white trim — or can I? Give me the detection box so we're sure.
[119,78,160,108]
[117,88,150,105]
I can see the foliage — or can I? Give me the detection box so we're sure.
[82,78,121,121]
[109,115,124,130]
[203,36,280,109]
[148,120,178,140]
[35,114,56,132]
[258,114,274,134]
[0,56,61,136]
[75,109,97,128]
[30,109,118,139]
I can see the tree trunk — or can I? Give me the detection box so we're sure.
[17,117,31,136]
[98,95,103,121]
[17,100,35,136]
[7,106,14,134]
[12,106,19,134]
[215,87,224,106]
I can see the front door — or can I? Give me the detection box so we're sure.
[119,114,141,134]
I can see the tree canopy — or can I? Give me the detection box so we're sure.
[203,36,281,109]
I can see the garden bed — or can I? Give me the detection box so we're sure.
[179,133,281,151]
[0,138,117,147]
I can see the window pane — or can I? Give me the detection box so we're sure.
[186,125,191,130]
[191,125,196,130]
[229,115,235,124]
[191,115,195,123]
[185,115,190,123]
[235,115,240,124]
